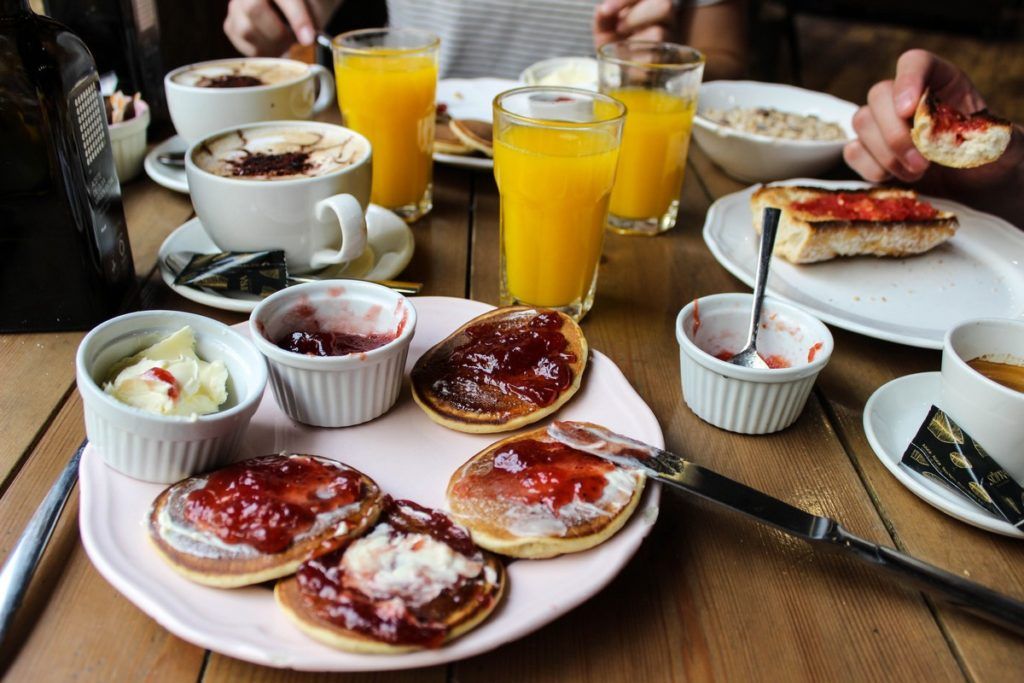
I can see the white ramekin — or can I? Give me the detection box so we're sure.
[107,100,150,183]
[249,280,417,428]
[76,310,267,483]
[676,293,834,434]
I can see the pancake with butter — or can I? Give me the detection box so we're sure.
[275,497,505,653]
[149,454,382,588]
[410,307,587,433]
[447,425,646,558]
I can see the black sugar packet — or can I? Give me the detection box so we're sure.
[174,251,287,297]
[901,405,1024,528]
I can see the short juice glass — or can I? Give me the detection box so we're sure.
[493,87,626,321]
[598,41,704,236]
[333,28,439,222]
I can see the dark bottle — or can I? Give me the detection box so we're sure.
[0,0,135,332]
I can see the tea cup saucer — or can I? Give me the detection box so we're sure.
[157,205,414,313]
[143,135,189,193]
[862,372,1024,538]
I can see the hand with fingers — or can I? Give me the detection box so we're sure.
[224,0,342,56]
[845,49,1023,188]
[593,0,679,48]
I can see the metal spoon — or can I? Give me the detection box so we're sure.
[157,151,185,168]
[727,206,781,369]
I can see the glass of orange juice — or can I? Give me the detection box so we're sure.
[598,41,704,236]
[493,87,626,321]
[333,28,439,222]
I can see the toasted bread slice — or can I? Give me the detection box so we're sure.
[449,119,493,157]
[275,498,505,653]
[911,89,1012,169]
[446,425,646,559]
[148,454,382,588]
[410,307,587,434]
[751,184,958,264]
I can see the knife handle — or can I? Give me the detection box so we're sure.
[830,524,1024,636]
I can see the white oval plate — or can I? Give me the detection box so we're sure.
[703,179,1024,349]
[862,371,1023,538]
[144,134,190,193]
[157,206,415,313]
[434,78,521,171]
[78,297,664,671]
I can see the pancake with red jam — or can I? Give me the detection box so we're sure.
[410,307,587,433]
[446,425,646,558]
[275,497,505,653]
[148,454,382,588]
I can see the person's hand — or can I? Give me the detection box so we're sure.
[844,49,988,183]
[593,0,678,49]
[224,0,319,57]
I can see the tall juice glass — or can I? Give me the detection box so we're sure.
[333,28,438,222]
[598,42,704,236]
[493,87,626,321]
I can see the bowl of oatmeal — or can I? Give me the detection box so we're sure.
[692,81,857,182]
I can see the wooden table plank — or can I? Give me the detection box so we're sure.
[458,171,965,681]
[0,393,206,682]
[0,183,194,490]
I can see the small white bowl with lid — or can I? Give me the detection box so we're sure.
[249,280,417,428]
[676,293,833,434]
[76,310,267,483]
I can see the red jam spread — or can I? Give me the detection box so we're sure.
[931,100,991,144]
[142,367,180,400]
[807,342,824,362]
[714,350,790,369]
[692,298,702,336]
[453,438,614,511]
[183,455,363,554]
[295,498,492,648]
[276,330,396,356]
[793,192,939,222]
[416,310,576,408]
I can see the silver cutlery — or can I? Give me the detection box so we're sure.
[727,206,781,369]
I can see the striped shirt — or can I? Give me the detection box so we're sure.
[386,0,717,79]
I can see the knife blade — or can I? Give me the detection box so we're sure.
[548,421,1024,637]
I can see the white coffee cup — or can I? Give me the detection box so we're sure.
[165,57,335,145]
[186,121,372,274]
[940,318,1024,483]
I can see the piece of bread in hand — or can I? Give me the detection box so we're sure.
[148,454,383,588]
[751,185,958,264]
[911,89,1012,169]
[411,307,587,433]
[275,497,505,653]
[446,424,646,559]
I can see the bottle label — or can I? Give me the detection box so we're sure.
[68,73,132,283]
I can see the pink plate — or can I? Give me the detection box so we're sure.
[78,297,663,671]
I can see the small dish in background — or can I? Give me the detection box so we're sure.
[675,292,833,434]
[107,96,150,183]
[76,310,267,483]
[519,57,599,91]
[691,81,857,183]
[249,280,416,428]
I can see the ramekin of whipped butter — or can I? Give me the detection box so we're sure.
[76,311,267,483]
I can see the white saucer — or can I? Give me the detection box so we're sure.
[158,205,415,313]
[144,135,189,193]
[862,372,1023,538]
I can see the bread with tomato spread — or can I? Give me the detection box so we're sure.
[275,498,505,653]
[148,454,383,588]
[751,184,958,264]
[446,426,646,559]
[410,307,588,433]
[911,89,1012,169]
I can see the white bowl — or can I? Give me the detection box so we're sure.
[249,280,417,428]
[76,310,267,483]
[692,81,857,183]
[519,57,599,91]
[107,100,150,183]
[675,293,833,434]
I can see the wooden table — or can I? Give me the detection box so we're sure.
[2,137,1023,682]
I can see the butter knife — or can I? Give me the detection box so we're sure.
[547,421,1024,637]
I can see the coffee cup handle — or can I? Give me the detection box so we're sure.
[309,64,336,115]
[310,194,367,269]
